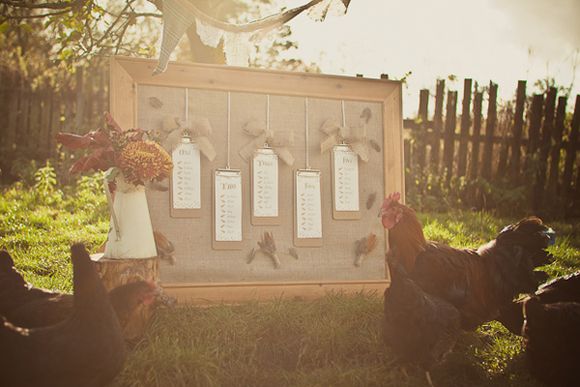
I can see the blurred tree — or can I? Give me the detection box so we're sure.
[0,0,342,72]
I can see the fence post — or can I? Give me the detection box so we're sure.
[457,79,472,177]
[509,80,526,179]
[548,96,567,190]
[415,89,429,169]
[496,104,513,179]
[562,95,579,201]
[525,94,544,172]
[481,81,498,180]
[470,91,483,179]
[533,87,557,211]
[431,79,445,173]
[443,90,458,183]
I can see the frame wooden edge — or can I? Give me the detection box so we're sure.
[111,56,400,103]
[162,280,390,304]
[109,57,136,129]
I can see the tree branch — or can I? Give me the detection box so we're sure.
[0,0,82,10]
[1,9,68,19]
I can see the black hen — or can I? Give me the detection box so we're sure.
[1,249,158,333]
[384,261,461,386]
[523,295,580,387]
[498,271,580,335]
[410,217,554,330]
[0,243,127,387]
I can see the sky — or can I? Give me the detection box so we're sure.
[278,0,580,117]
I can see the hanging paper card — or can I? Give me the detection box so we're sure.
[294,169,323,247]
[251,148,279,225]
[331,144,361,220]
[213,169,243,250]
[170,139,201,217]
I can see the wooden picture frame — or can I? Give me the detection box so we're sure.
[109,56,404,304]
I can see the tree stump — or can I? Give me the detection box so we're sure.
[91,253,159,341]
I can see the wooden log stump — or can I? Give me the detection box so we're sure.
[91,254,159,342]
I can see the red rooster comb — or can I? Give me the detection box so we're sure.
[379,192,403,230]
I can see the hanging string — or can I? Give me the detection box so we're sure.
[227,91,231,169]
[305,97,310,169]
[266,94,270,134]
[185,88,189,127]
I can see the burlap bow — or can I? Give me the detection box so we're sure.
[319,118,370,162]
[161,116,216,161]
[239,119,295,165]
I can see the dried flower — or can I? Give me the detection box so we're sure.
[57,112,172,190]
[118,140,172,185]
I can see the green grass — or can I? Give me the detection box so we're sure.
[1,177,578,387]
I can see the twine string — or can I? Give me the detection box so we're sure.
[227,91,231,169]
[305,97,310,169]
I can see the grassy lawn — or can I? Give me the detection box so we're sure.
[1,176,578,387]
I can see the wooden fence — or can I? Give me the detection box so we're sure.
[1,69,578,214]
[0,66,109,169]
[403,79,579,214]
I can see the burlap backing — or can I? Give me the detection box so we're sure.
[138,85,386,284]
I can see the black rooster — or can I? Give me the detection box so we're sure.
[498,271,580,336]
[523,294,580,387]
[0,243,127,387]
[384,261,461,386]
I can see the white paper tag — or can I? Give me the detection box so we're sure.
[296,170,322,239]
[253,149,278,218]
[172,142,201,209]
[333,145,359,212]
[214,170,242,242]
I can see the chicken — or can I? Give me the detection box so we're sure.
[379,192,555,330]
[384,261,461,387]
[498,271,580,335]
[1,250,59,318]
[1,249,159,332]
[0,243,127,387]
[523,295,580,387]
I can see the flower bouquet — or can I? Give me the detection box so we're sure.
[57,113,173,259]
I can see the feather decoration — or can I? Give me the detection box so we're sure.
[354,233,378,267]
[366,192,377,210]
[288,247,299,260]
[257,232,281,268]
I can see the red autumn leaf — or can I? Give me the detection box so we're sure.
[104,112,123,133]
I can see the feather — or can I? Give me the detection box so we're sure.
[354,233,378,267]
[366,192,377,210]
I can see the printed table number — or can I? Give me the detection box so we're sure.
[251,148,279,225]
[331,144,361,220]
[171,140,201,217]
[213,169,243,249]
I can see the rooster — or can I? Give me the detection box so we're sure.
[0,244,127,387]
[379,192,555,330]
[1,249,159,334]
[384,260,461,387]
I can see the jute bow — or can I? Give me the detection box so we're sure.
[239,119,295,166]
[319,118,370,162]
[161,116,216,161]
